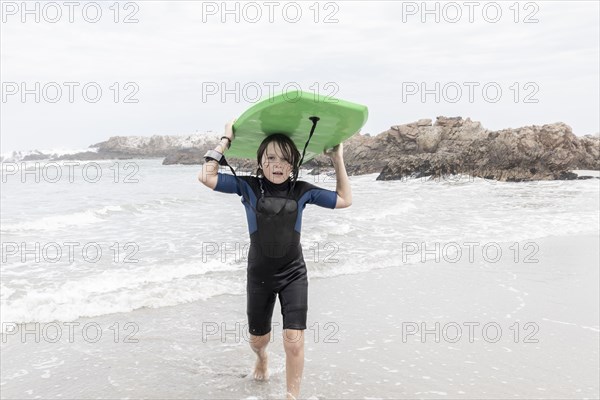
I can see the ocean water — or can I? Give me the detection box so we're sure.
[1,159,599,330]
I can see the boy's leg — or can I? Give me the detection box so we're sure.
[249,331,271,380]
[283,328,305,399]
[279,275,308,398]
[247,280,276,380]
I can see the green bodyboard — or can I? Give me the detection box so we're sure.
[228,90,368,165]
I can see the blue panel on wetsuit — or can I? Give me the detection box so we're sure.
[212,172,337,235]
[213,173,258,234]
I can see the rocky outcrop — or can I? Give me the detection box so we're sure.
[83,134,217,158]
[4,134,215,162]
[5,119,597,182]
[371,118,598,181]
[89,135,211,158]
[284,118,595,181]
[1,149,105,162]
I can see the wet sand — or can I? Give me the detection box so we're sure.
[1,233,598,399]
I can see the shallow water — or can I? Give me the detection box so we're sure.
[2,159,598,327]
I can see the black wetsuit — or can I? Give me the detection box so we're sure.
[213,172,337,335]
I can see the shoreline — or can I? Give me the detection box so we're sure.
[1,233,598,399]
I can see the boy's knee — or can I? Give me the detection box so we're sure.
[283,329,304,355]
[250,332,270,350]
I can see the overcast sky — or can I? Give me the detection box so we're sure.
[1,0,598,152]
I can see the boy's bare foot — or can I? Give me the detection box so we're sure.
[254,350,269,381]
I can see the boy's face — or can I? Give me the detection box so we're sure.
[261,142,293,184]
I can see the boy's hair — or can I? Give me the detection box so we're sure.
[255,133,301,180]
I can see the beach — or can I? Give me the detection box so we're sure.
[2,233,598,399]
[2,0,600,397]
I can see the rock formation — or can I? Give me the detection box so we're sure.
[5,118,598,181]
[305,117,599,181]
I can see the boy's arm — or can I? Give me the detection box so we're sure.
[198,159,220,190]
[198,119,235,189]
[327,143,352,209]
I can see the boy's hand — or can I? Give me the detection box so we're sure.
[324,142,343,159]
[224,118,236,141]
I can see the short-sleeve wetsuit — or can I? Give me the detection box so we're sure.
[213,172,337,335]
